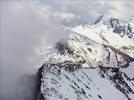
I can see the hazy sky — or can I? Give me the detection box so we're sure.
[0,0,134,100]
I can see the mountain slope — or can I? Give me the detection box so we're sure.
[70,16,134,58]
[36,16,134,100]
[40,62,134,100]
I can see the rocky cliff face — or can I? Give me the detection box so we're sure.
[36,16,134,100]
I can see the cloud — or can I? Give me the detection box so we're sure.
[98,1,125,19]
[57,12,76,20]
[0,1,67,99]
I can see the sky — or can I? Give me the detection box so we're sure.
[0,0,134,100]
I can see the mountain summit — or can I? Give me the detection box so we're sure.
[36,16,134,100]
[95,15,134,40]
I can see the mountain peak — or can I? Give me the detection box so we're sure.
[92,15,134,40]
[95,15,120,25]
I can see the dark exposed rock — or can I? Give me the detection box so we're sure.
[36,66,45,100]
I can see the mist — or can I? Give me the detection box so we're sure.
[0,1,67,100]
[0,0,134,100]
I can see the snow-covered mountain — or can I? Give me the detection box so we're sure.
[71,15,134,58]
[36,16,134,100]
